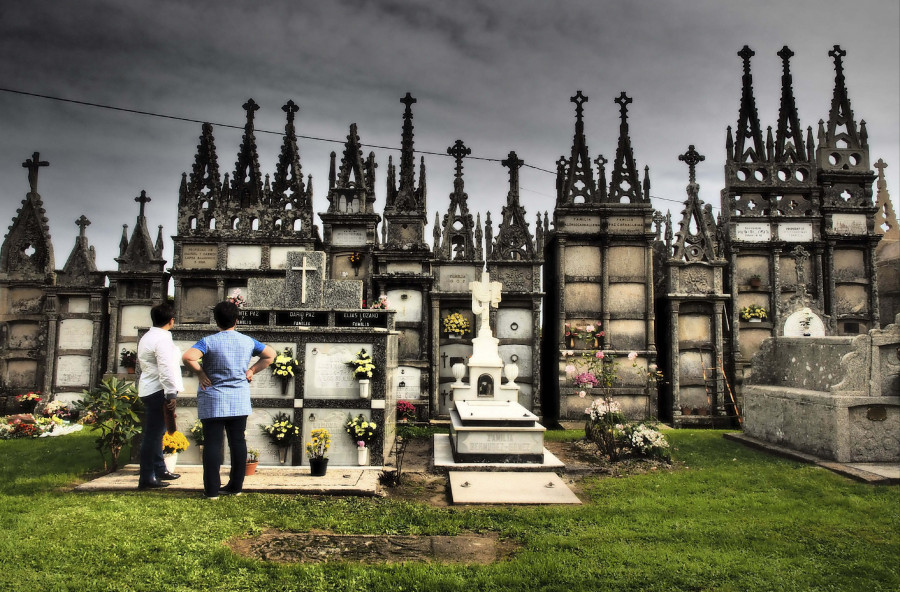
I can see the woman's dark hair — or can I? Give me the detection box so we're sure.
[213,301,239,329]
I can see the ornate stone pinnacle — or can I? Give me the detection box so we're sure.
[76,215,91,237]
[135,190,151,217]
[556,156,567,169]
[615,92,632,119]
[401,92,417,110]
[738,45,755,75]
[829,44,847,64]
[242,98,259,122]
[22,151,49,195]
[447,139,471,180]
[571,91,588,121]
[594,154,608,169]
[502,151,524,170]
[678,145,705,184]
[282,100,299,122]
[777,46,794,73]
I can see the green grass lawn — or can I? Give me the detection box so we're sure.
[1,429,897,592]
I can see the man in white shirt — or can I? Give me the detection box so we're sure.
[137,303,184,490]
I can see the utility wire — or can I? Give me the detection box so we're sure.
[1,86,709,210]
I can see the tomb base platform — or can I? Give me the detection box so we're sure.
[449,401,547,463]
[434,434,564,472]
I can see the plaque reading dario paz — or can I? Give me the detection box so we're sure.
[274,310,329,327]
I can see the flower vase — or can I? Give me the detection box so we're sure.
[245,460,258,476]
[359,379,371,399]
[280,376,291,396]
[309,458,328,477]
[126,367,136,375]
[357,445,370,466]
[277,446,289,465]
[749,318,762,323]
[448,333,460,340]
[163,452,178,473]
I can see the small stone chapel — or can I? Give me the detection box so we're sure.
[1,45,897,441]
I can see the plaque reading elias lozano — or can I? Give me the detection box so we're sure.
[335,311,388,329]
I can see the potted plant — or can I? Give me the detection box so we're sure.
[260,412,300,464]
[347,349,375,399]
[740,304,768,323]
[442,312,470,339]
[345,413,378,466]
[15,392,42,414]
[748,274,762,289]
[396,400,416,423]
[119,348,137,373]
[78,377,143,471]
[305,428,331,476]
[271,347,299,395]
[189,419,204,447]
[369,295,389,310]
[161,430,189,473]
[246,448,260,476]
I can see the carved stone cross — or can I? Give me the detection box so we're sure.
[243,98,260,124]
[282,100,299,122]
[777,45,794,73]
[291,255,316,304]
[470,271,502,335]
[571,90,588,121]
[615,92,632,118]
[679,145,705,184]
[76,215,91,237]
[875,158,887,175]
[447,140,471,180]
[738,45,755,75]
[135,190,151,217]
[22,152,49,195]
[502,151,524,191]
[401,92,417,110]
[792,245,809,285]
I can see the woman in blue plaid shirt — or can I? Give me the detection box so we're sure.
[183,301,275,499]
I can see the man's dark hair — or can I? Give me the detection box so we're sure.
[213,301,239,329]
[150,303,176,328]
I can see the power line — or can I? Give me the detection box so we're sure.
[0,86,712,209]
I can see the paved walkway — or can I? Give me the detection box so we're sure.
[75,464,382,496]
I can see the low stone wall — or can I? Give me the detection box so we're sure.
[743,318,900,463]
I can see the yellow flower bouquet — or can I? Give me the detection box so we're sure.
[306,428,331,459]
[442,312,470,337]
[162,430,190,454]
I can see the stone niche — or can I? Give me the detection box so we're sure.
[394,366,422,400]
[735,255,769,284]
[270,246,310,270]
[678,313,711,343]
[607,246,646,280]
[331,252,364,281]
[120,305,153,338]
[8,322,40,349]
[607,283,646,314]
[834,285,868,315]
[564,283,602,314]
[832,249,865,282]
[226,245,263,270]
[55,355,92,387]
[6,359,37,387]
[181,285,218,324]
[6,287,43,314]
[385,289,422,322]
[496,308,533,340]
[66,297,90,314]
[564,246,601,277]
[397,328,421,360]
[58,318,94,350]
[608,319,646,351]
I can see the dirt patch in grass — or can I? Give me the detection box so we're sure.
[228,529,520,564]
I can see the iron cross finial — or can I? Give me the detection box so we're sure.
[679,145,705,185]
[401,92,417,110]
[22,151,49,195]
[135,190,151,217]
[447,139,471,180]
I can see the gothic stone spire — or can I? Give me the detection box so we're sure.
[558,91,596,205]
[438,139,478,260]
[491,151,534,261]
[0,154,54,276]
[731,46,766,163]
[231,98,263,207]
[774,46,807,163]
[117,190,166,272]
[672,145,718,263]
[607,92,645,203]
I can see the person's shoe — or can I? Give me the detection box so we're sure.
[138,481,170,490]
[204,494,219,500]
[156,471,180,480]
[221,487,243,496]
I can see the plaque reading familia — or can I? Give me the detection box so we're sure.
[182,244,218,269]
[332,227,367,246]
[274,310,329,327]
[778,222,813,242]
[562,215,602,233]
[237,310,268,326]
[735,223,771,242]
[608,216,644,234]
[335,311,388,329]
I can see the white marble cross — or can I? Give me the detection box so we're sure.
[291,256,316,304]
[470,271,502,334]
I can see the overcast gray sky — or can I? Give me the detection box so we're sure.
[1,0,897,272]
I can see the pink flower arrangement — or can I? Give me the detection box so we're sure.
[574,371,599,388]
[628,351,638,361]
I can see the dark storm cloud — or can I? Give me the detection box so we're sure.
[0,0,897,272]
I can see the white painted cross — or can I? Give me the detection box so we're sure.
[291,256,316,304]
[470,271,502,335]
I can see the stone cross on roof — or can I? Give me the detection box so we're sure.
[447,139,471,180]
[738,45,755,74]
[135,190,151,217]
[282,99,299,121]
[502,151,524,189]
[22,151,49,195]
[284,251,325,308]
[679,145,705,185]
[615,91,632,118]
[571,90,588,122]
[777,45,794,73]
[401,92,417,109]
[76,215,91,237]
